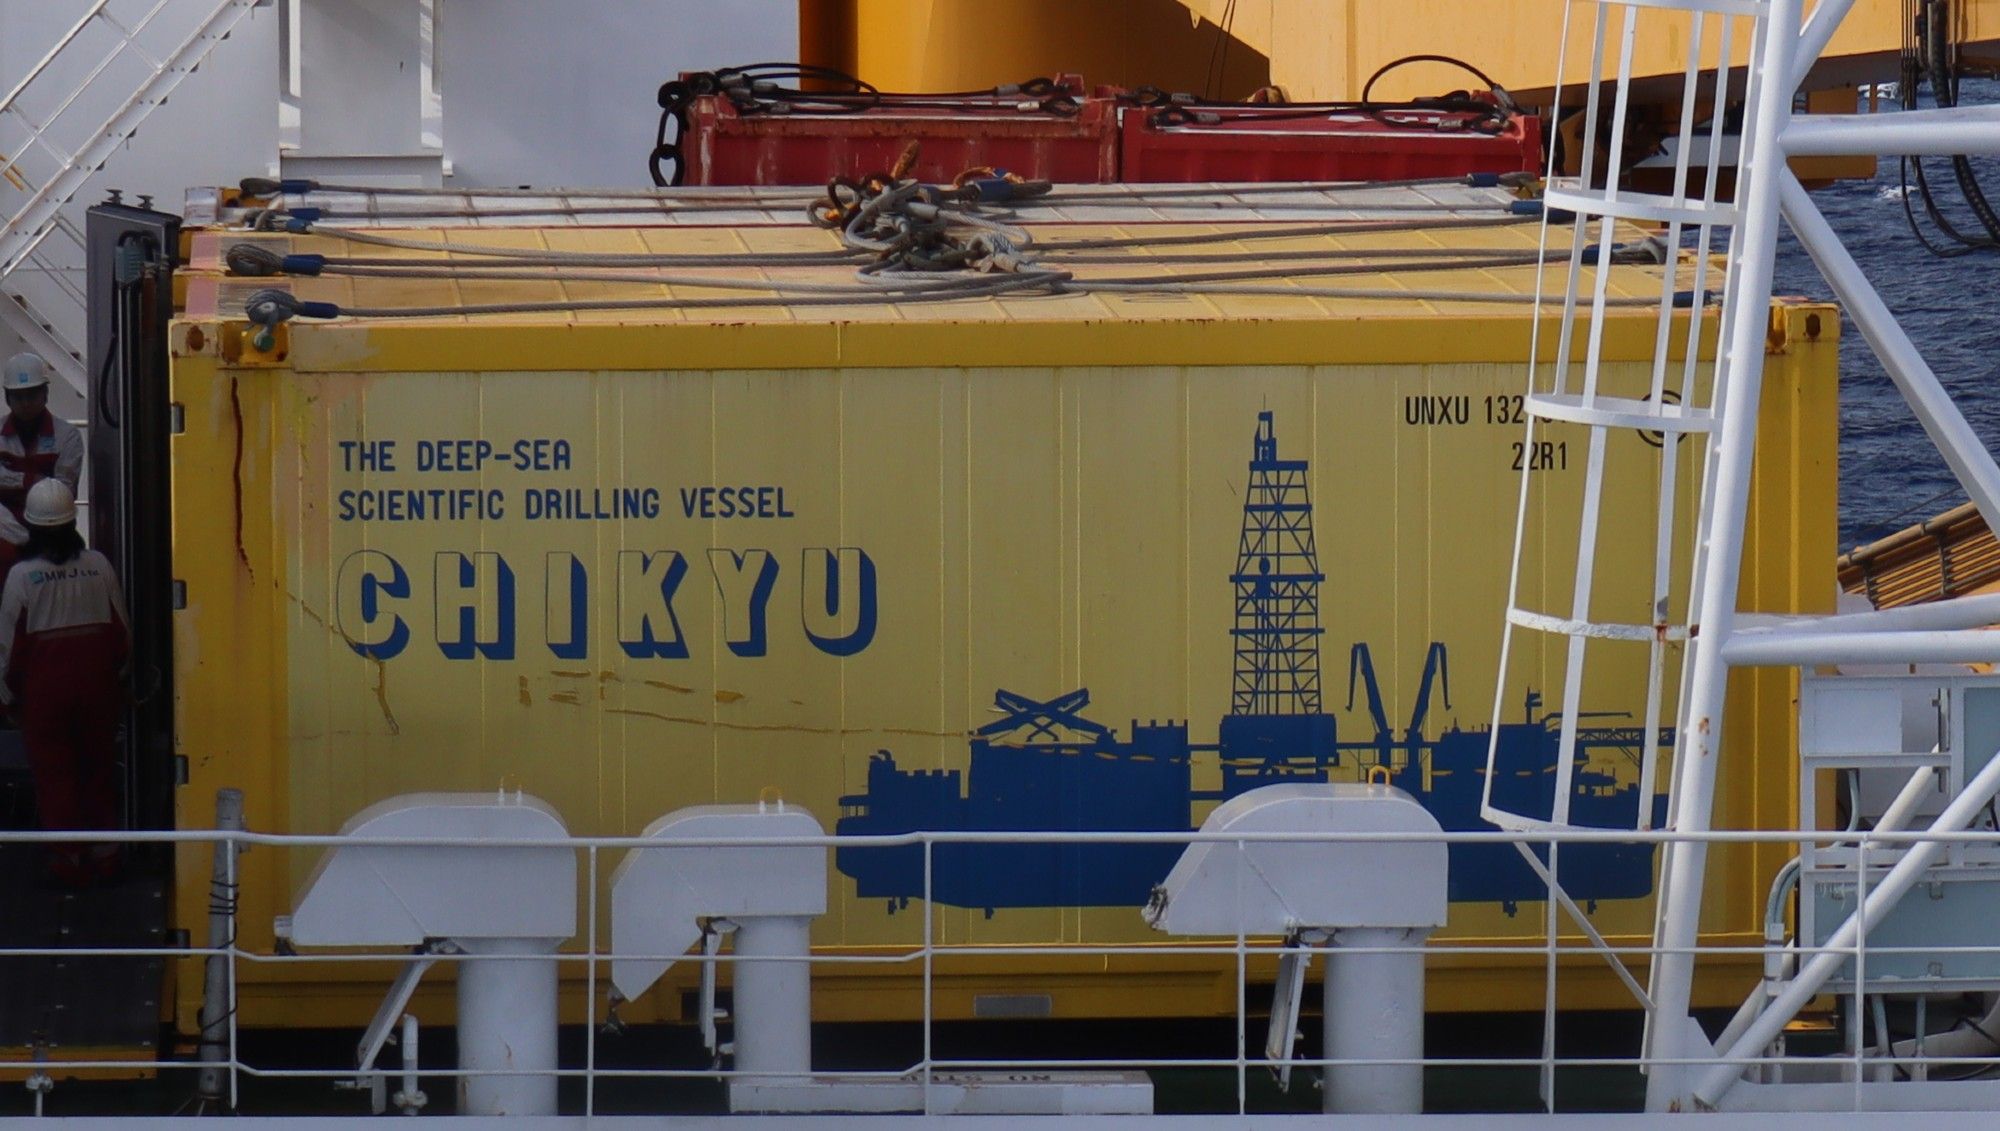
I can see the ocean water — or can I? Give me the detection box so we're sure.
[1769,77,2000,552]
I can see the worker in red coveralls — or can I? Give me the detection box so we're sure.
[0,354,84,580]
[0,480,129,886]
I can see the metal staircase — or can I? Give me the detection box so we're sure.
[0,0,266,393]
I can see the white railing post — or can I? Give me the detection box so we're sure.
[921,834,934,1115]
[196,788,244,1107]
[585,843,598,1118]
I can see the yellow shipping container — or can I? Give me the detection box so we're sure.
[167,220,1835,1030]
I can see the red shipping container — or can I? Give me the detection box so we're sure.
[674,74,1119,186]
[1118,102,1543,184]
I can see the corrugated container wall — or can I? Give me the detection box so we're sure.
[166,247,1837,1030]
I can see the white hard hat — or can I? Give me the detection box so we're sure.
[2,353,50,393]
[24,479,76,527]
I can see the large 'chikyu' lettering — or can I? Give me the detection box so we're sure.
[800,547,876,656]
[335,550,411,659]
[618,550,691,659]
[329,547,877,662]
[436,551,515,660]
[709,549,779,657]
[546,551,588,660]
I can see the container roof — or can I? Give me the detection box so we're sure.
[175,183,1719,371]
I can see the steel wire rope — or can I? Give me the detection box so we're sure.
[262,175,1522,208]
[1039,214,1541,250]
[250,242,1573,272]
[270,227,872,266]
[1139,97,1509,130]
[250,218,1552,277]
[1125,53,1519,132]
[238,177,823,203]
[273,214,1542,267]
[240,272,1076,323]
[672,63,1081,114]
[235,257,1065,297]
[1041,199,1525,214]
[254,201,840,221]
[1027,244,1630,265]
[1072,252,1553,286]
[246,251,868,270]
[1075,281,1661,306]
[303,221,1473,259]
[249,182,1534,230]
[1204,0,1240,100]
[257,252,1575,286]
[1031,173,1533,202]
[245,194,1524,225]
[240,269,1679,324]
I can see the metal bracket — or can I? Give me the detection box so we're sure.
[1265,928,1324,1092]
[354,948,440,1114]
[698,917,737,1063]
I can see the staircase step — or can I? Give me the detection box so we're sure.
[0,845,167,1050]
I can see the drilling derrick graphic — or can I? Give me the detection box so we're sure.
[1231,411,1325,716]
[1215,411,1338,788]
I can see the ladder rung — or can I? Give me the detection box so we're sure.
[1528,391,1715,433]
[1604,0,1770,18]
[28,129,80,165]
[1508,607,1691,642]
[1,102,48,133]
[1547,185,1739,229]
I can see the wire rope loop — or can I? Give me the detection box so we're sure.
[1039,93,1082,118]
[1637,389,1691,448]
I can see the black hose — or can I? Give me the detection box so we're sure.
[1902,0,2000,254]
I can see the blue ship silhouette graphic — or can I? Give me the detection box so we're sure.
[835,411,1671,916]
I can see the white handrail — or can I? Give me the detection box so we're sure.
[4,819,2000,1117]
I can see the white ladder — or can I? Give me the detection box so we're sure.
[1489,0,2000,1113]
[0,0,266,391]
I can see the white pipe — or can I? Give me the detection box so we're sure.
[1324,927,1427,1115]
[1645,0,1801,1108]
[1722,629,2000,667]
[455,938,561,1116]
[1780,170,2000,536]
[730,917,813,1081]
[1892,993,2000,1062]
[1713,963,1771,1056]
[396,1013,425,1115]
[1695,743,2000,1107]
[1874,764,1945,842]
[1791,0,1857,81]
[1736,594,2000,634]
[1782,107,2000,156]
